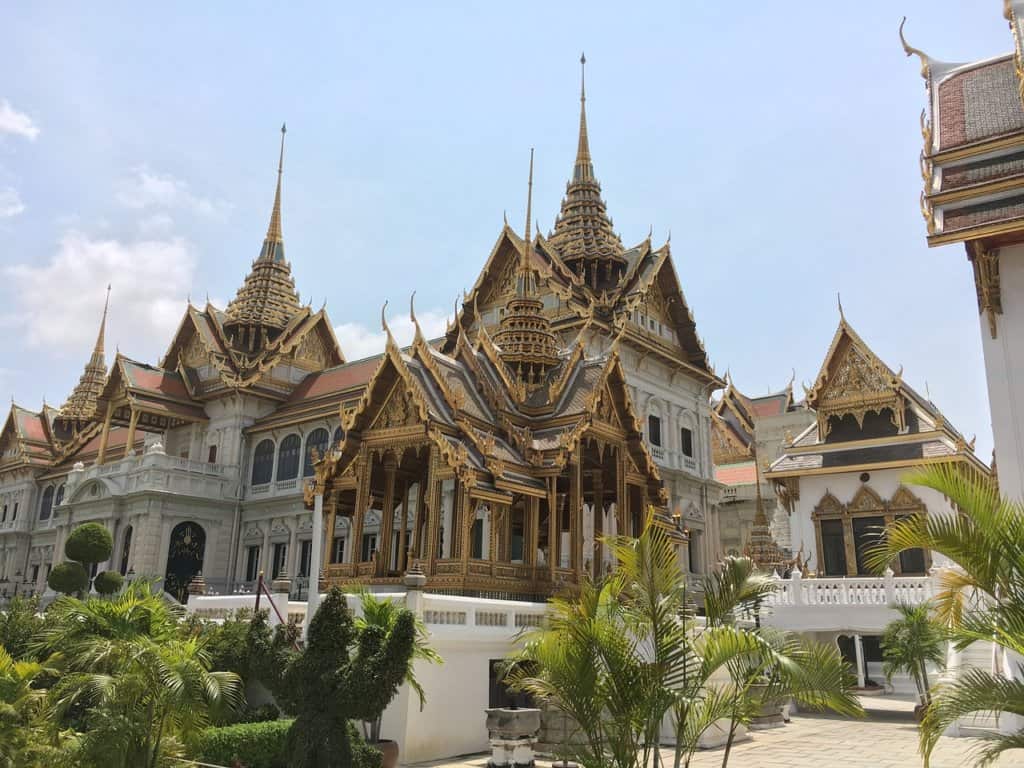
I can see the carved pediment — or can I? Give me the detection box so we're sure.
[890,485,924,510]
[181,333,210,369]
[813,492,842,517]
[371,384,419,430]
[294,330,328,368]
[849,485,884,513]
[819,344,893,410]
[595,384,622,428]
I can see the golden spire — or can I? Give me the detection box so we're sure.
[550,54,625,291]
[519,148,535,293]
[261,123,286,260]
[224,124,302,350]
[495,149,561,396]
[58,285,111,426]
[575,53,592,182]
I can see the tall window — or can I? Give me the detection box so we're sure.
[333,426,344,447]
[896,516,927,574]
[331,536,346,564]
[12,503,18,520]
[251,440,275,485]
[647,415,662,447]
[688,531,700,573]
[820,520,847,576]
[244,545,261,582]
[276,434,301,481]
[119,526,133,575]
[207,445,218,464]
[1,505,6,522]
[303,428,330,477]
[680,427,694,458]
[55,485,65,506]
[471,518,484,559]
[361,533,377,562]
[272,542,288,579]
[299,539,312,577]
[39,486,54,521]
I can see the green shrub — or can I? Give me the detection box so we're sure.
[47,562,89,595]
[0,595,42,660]
[64,522,113,566]
[92,570,123,596]
[191,719,292,768]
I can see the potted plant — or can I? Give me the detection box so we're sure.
[355,590,442,766]
[880,602,946,720]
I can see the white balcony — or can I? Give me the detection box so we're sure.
[760,569,936,635]
[66,446,239,502]
[0,516,29,535]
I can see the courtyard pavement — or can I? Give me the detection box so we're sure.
[414,696,1017,768]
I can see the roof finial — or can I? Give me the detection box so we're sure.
[93,284,111,361]
[837,292,845,323]
[899,17,931,82]
[519,148,535,293]
[575,54,591,180]
[381,299,395,345]
[409,290,423,341]
[263,123,286,252]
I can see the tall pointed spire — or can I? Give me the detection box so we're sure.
[574,53,592,182]
[550,54,625,292]
[495,149,560,396]
[225,124,302,352]
[58,286,111,426]
[261,123,287,261]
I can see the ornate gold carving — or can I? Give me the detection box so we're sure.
[373,385,419,430]
[181,333,209,368]
[813,335,905,436]
[849,485,884,513]
[970,242,1002,339]
[295,330,327,367]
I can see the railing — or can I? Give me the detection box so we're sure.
[764,570,935,608]
[0,517,29,534]
[650,445,665,460]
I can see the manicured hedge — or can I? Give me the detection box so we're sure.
[93,570,123,595]
[191,719,292,768]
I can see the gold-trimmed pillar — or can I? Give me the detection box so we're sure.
[397,477,410,573]
[377,451,398,576]
[350,449,371,565]
[124,408,140,456]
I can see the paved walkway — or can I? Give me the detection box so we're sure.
[415,697,1015,768]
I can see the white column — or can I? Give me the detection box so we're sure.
[304,492,324,641]
[287,519,299,577]
[854,634,866,688]
[261,525,271,577]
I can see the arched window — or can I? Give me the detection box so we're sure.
[39,486,54,521]
[303,428,330,477]
[333,426,344,447]
[119,525,133,576]
[55,484,65,506]
[276,434,301,481]
[251,440,276,485]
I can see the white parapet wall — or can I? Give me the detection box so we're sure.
[187,589,548,763]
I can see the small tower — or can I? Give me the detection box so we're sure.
[549,54,626,292]
[494,149,561,394]
[56,285,110,436]
[223,124,302,354]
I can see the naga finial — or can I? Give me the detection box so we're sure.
[410,290,423,341]
[380,299,392,340]
[899,17,931,82]
[837,292,845,323]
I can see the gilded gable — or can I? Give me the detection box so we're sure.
[181,333,209,369]
[849,485,884,512]
[371,384,419,430]
[295,330,328,368]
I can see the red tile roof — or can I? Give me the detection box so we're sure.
[286,356,382,402]
[749,395,788,419]
[123,360,191,400]
[715,462,757,486]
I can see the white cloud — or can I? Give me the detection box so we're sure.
[0,99,39,140]
[0,187,24,217]
[117,166,228,217]
[138,212,174,235]
[4,231,195,358]
[334,309,451,361]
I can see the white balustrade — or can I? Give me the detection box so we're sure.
[765,570,935,608]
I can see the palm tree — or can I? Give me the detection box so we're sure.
[34,581,241,768]
[507,518,862,768]
[353,589,442,743]
[867,462,1024,766]
[880,603,946,709]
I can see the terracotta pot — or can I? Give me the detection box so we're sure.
[375,739,399,768]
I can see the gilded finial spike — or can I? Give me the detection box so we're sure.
[837,292,845,323]
[519,148,535,292]
[381,299,391,337]
[410,290,423,341]
[899,17,931,82]
[263,124,287,249]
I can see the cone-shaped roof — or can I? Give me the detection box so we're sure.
[495,149,560,393]
[59,286,110,423]
[549,55,625,275]
[225,124,302,336]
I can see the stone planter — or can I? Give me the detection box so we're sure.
[748,683,785,730]
[486,708,541,768]
[374,739,399,768]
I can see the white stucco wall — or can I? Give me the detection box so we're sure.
[979,244,1024,501]
[789,467,956,574]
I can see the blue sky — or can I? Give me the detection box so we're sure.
[0,2,1010,459]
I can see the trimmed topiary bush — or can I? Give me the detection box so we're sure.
[191,719,292,768]
[47,561,89,595]
[93,570,124,596]
[64,522,113,566]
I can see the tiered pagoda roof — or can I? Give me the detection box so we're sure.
[224,124,303,351]
[56,287,110,431]
[549,55,626,292]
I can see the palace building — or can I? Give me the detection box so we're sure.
[0,61,723,602]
